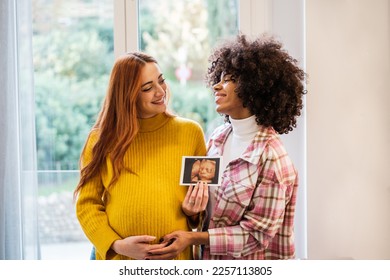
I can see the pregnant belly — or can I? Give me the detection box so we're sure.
[106,202,188,240]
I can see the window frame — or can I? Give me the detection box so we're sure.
[113,0,274,57]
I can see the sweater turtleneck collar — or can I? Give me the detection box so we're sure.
[229,115,259,138]
[138,113,171,132]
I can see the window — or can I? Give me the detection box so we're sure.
[32,0,114,259]
[137,0,239,136]
[32,0,306,260]
[33,0,239,260]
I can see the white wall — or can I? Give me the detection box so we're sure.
[250,0,390,259]
[306,0,390,259]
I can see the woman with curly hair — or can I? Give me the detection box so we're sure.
[147,34,306,260]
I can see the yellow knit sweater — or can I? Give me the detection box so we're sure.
[76,113,206,260]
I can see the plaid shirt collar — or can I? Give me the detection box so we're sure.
[209,122,277,165]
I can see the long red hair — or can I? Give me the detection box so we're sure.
[74,52,163,199]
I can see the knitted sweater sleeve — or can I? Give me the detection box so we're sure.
[75,131,121,259]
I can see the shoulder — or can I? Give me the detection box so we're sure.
[170,116,204,131]
[80,129,100,164]
[264,130,288,158]
[209,122,231,140]
[259,129,297,180]
[88,128,100,143]
[84,129,100,150]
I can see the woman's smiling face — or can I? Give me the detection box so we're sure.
[213,74,251,119]
[136,62,167,118]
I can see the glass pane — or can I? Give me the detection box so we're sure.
[138,0,239,137]
[32,0,114,259]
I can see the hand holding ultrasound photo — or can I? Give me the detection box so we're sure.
[180,156,222,186]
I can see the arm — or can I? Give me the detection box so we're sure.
[208,180,288,257]
[208,152,297,258]
[76,173,123,259]
[75,132,122,259]
[182,181,208,229]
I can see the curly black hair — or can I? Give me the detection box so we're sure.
[206,34,307,134]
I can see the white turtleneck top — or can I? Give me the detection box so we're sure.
[222,115,260,168]
[208,115,260,221]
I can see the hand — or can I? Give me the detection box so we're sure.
[111,235,165,260]
[146,230,193,260]
[182,181,208,217]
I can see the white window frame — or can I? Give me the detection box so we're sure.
[113,0,307,259]
[113,0,274,57]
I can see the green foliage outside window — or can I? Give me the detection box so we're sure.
[33,0,237,171]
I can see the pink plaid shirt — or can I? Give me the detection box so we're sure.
[202,123,298,260]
